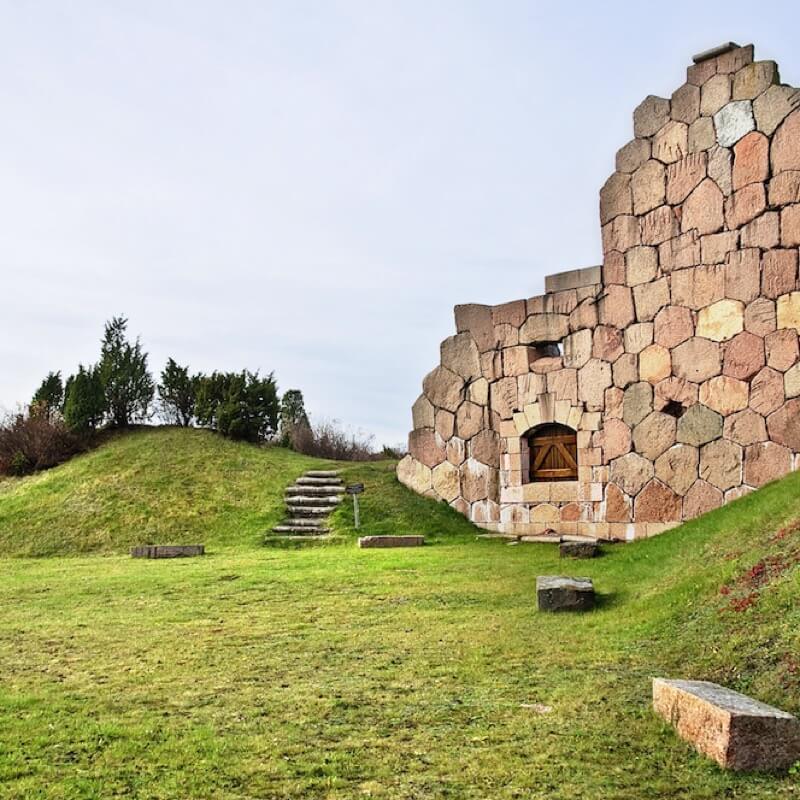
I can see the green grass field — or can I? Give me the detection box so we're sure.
[1,428,799,799]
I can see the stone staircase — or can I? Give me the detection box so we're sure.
[271,470,344,536]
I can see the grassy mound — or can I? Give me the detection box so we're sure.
[0,428,799,797]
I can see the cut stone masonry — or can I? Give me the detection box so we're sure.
[399,43,800,541]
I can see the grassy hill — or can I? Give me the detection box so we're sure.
[0,427,799,798]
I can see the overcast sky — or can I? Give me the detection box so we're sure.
[1,2,798,446]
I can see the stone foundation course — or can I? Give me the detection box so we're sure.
[399,42,800,541]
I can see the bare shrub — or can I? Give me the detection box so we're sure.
[289,419,375,461]
[0,405,84,476]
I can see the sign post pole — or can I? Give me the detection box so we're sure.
[346,483,365,530]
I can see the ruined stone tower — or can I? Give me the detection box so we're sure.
[397,43,800,540]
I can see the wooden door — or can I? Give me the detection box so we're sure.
[529,424,578,482]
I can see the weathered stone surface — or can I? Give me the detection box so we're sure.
[598,284,635,329]
[562,329,592,369]
[682,178,724,235]
[700,231,738,264]
[686,56,716,87]
[456,401,484,440]
[772,110,800,174]
[750,367,785,415]
[131,544,204,558]
[740,212,779,250]
[600,171,633,224]
[633,411,677,461]
[754,84,800,136]
[777,292,800,331]
[677,403,724,446]
[492,299,527,327]
[502,346,531,377]
[610,451,655,496]
[723,331,765,380]
[469,429,499,468]
[412,395,435,429]
[666,153,706,205]
[460,457,498,503]
[547,368,578,403]
[634,479,682,522]
[672,83,700,124]
[423,366,465,412]
[708,144,733,195]
[699,375,749,416]
[605,386,624,418]
[616,137,651,173]
[765,329,799,371]
[578,359,612,410]
[559,541,599,559]
[724,408,767,446]
[672,337,722,383]
[596,417,631,461]
[409,428,446,468]
[603,250,626,285]
[441,332,482,380]
[633,278,670,322]
[714,100,755,147]
[434,409,455,440]
[700,438,743,491]
[625,246,658,286]
[787,363,800,398]
[634,95,671,137]
[654,121,688,164]
[732,132,769,189]
[762,250,798,300]
[697,299,744,342]
[724,249,761,303]
[654,376,699,411]
[609,353,636,390]
[654,306,694,349]
[623,382,653,427]
[520,313,569,344]
[446,435,466,466]
[733,61,778,100]
[744,441,793,486]
[652,678,800,771]
[782,205,800,247]
[455,304,494,352]
[701,74,731,116]
[641,205,679,246]
[536,576,595,612]
[397,455,433,494]
[725,183,767,230]
[468,377,489,406]
[489,376,518,420]
[592,326,624,362]
[432,461,460,502]
[659,232,701,272]
[655,444,699,495]
[640,344,672,384]
[602,215,640,254]
[689,116,716,153]
[744,297,776,336]
[769,171,800,206]
[624,322,654,354]
[671,265,725,310]
[632,160,666,215]
[767,398,800,450]
[683,479,724,518]
[359,535,425,548]
[605,482,632,522]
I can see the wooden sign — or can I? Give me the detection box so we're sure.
[346,484,364,495]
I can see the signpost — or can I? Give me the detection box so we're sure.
[346,483,364,529]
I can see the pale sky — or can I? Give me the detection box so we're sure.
[1,2,798,446]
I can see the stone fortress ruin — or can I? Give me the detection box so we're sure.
[397,42,800,541]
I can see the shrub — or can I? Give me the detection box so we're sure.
[289,419,375,461]
[158,358,196,426]
[31,372,64,417]
[64,365,106,433]
[0,406,82,476]
[195,371,279,443]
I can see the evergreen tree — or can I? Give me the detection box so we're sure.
[99,316,154,427]
[279,389,310,446]
[158,358,196,426]
[63,365,106,433]
[32,372,64,417]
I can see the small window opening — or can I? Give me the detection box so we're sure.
[526,423,578,482]
[663,400,686,419]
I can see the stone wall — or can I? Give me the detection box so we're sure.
[398,43,800,541]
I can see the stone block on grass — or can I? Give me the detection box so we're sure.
[358,535,425,548]
[131,544,205,559]
[559,541,599,559]
[536,576,595,612]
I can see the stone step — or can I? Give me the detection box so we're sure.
[286,485,345,496]
[295,476,344,486]
[286,506,333,517]
[272,525,330,535]
[303,470,341,478]
[264,534,333,545]
[286,497,341,509]
[282,517,331,528]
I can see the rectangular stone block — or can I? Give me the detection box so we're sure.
[131,544,205,558]
[559,541,599,559]
[536,575,595,611]
[653,678,800,771]
[544,266,602,294]
[358,535,425,548]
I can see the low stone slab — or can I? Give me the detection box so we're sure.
[536,576,595,612]
[653,678,800,771]
[358,535,425,549]
[559,541,599,559]
[131,544,204,559]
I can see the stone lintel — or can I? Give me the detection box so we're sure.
[692,42,740,63]
[544,266,602,294]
